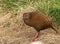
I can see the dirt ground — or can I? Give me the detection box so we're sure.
[0,7,60,44]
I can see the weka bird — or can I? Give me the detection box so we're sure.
[23,11,57,41]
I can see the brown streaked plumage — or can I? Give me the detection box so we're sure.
[23,11,57,41]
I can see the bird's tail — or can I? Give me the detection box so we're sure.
[50,25,58,33]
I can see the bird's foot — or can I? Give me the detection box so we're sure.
[31,32,39,41]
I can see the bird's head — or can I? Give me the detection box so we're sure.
[23,12,31,21]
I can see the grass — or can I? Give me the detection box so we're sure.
[3,22,11,28]
[0,0,60,26]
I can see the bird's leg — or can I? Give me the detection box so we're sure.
[31,32,39,41]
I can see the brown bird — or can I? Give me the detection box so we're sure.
[23,11,57,41]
